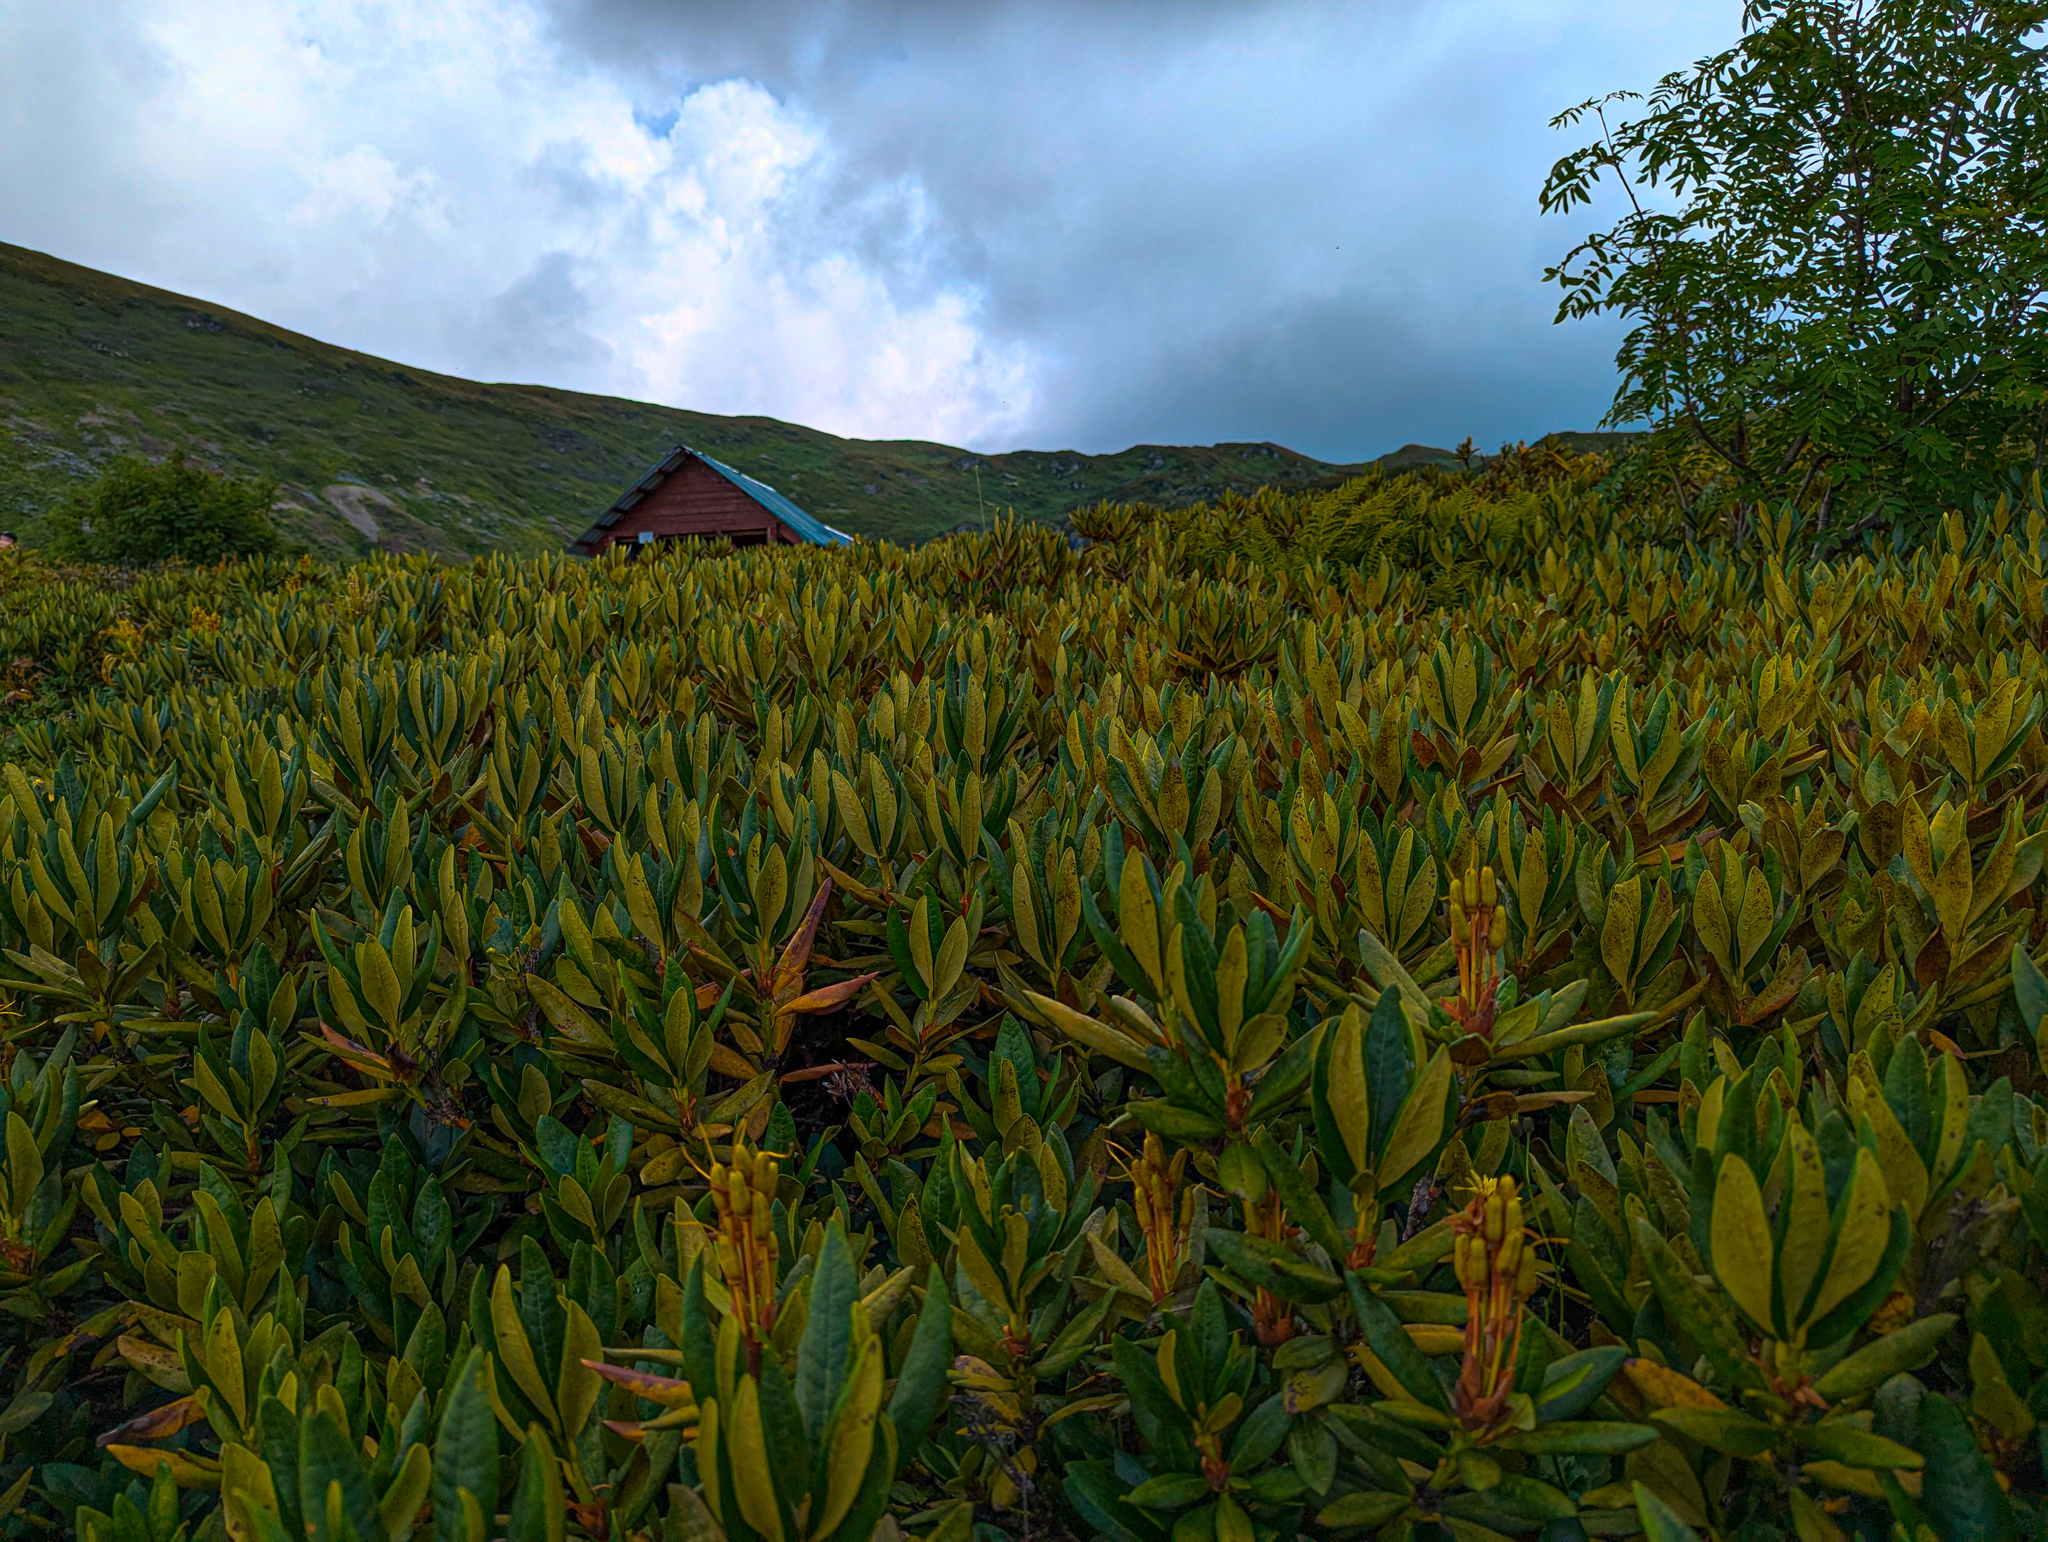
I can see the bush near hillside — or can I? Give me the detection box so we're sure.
[0,467,2042,1542]
[1065,444,1645,602]
[44,451,282,568]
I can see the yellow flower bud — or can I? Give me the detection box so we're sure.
[1455,1233,1485,1291]
[1517,1247,1539,1298]
[1489,908,1507,950]
[1480,866,1497,908]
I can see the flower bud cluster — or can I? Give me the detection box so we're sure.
[1451,1175,1539,1434]
[710,1138,781,1345]
[1448,864,1507,1038]
[1126,1132,1194,1303]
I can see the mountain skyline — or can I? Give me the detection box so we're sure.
[4,240,1480,555]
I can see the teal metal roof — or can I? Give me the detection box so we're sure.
[570,444,851,552]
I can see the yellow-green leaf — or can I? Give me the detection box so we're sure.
[1777,1123,1829,1328]
[1327,1005,1372,1177]
[1710,1156,1776,1335]
[490,1266,555,1428]
[1809,1149,1892,1326]
[1931,840,1972,948]
[1377,1047,1451,1196]
[728,1378,786,1542]
[816,1338,884,1536]
[1601,876,1643,988]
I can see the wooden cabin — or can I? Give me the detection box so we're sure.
[570,446,851,556]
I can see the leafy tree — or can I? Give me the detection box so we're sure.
[1543,0,2048,543]
[46,451,281,565]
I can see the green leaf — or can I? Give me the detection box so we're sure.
[1791,1421,1922,1470]
[298,1405,387,1542]
[1253,1125,1349,1261]
[1380,1218,1456,1277]
[1146,1044,1227,1123]
[1316,1490,1410,1528]
[1127,1472,1211,1509]
[815,1417,897,1542]
[1206,1229,1345,1304]
[431,1349,498,1540]
[1347,1275,1448,1412]
[1063,1460,1173,1542]
[149,1457,182,1540]
[2015,933,2048,1056]
[1915,1393,2017,1542]
[1485,1474,1576,1523]
[1632,1481,1703,1542]
[1038,1288,1113,1377]
[1804,1207,1912,1350]
[380,1444,432,1542]
[1495,1421,1657,1456]
[1311,1013,1359,1188]
[1810,1313,1955,1402]
[505,1424,565,1542]
[1709,1154,1776,1335]
[1288,1419,1339,1496]
[1246,1017,1318,1120]
[1535,1346,1626,1424]
[1323,1403,1441,1467]
[1650,1407,1776,1457]
[1632,1214,1766,1393]
[755,1355,812,1507]
[884,1272,953,1452]
[1362,991,1412,1165]
[1375,1047,1452,1196]
[489,1266,553,1427]
[797,1223,857,1444]
[1122,1100,1229,1141]
[258,1395,303,1537]
[1227,1392,1292,1471]
[1486,1011,1655,1064]
[2013,943,2048,1032]
[1806,1148,1899,1336]
[1112,1334,1186,1445]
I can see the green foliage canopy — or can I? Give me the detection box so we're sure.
[1543,0,2048,541]
[46,452,281,566]
[0,464,2038,1539]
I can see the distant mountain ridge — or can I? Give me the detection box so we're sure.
[0,242,1609,554]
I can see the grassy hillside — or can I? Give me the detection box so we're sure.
[0,243,1387,555]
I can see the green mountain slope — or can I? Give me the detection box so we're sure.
[0,243,1384,554]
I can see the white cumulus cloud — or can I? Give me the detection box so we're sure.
[0,0,1741,457]
[0,0,1039,445]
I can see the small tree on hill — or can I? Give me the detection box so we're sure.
[47,451,281,566]
[1543,0,2048,544]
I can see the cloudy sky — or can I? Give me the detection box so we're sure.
[0,1,1739,461]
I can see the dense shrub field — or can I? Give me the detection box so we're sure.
[0,471,2043,1542]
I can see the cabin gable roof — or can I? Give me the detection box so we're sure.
[571,445,851,553]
